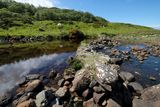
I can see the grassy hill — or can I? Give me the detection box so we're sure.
[0,0,160,38]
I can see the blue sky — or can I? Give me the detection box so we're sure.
[15,0,160,27]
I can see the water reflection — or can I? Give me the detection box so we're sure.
[0,52,75,96]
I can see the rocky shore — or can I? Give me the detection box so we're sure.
[0,37,160,107]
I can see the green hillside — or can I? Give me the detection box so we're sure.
[0,0,159,38]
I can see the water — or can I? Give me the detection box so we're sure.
[0,41,79,95]
[116,44,160,87]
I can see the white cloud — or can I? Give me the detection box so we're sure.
[14,0,60,7]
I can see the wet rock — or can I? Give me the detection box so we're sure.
[0,93,13,106]
[109,58,123,65]
[55,86,70,99]
[149,76,156,81]
[25,80,44,93]
[119,71,135,82]
[58,79,65,87]
[106,99,121,107]
[17,99,36,107]
[35,90,56,107]
[83,98,97,107]
[26,74,41,80]
[17,77,27,86]
[93,92,105,105]
[128,82,143,95]
[49,70,57,79]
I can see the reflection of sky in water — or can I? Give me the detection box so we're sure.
[0,52,75,96]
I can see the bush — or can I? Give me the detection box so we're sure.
[69,58,83,71]
[69,29,85,40]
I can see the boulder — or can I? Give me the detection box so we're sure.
[133,98,154,107]
[141,84,160,101]
[35,90,56,107]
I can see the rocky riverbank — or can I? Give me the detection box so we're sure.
[0,37,160,107]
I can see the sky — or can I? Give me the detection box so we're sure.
[14,0,160,27]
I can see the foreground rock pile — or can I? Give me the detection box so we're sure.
[0,37,160,107]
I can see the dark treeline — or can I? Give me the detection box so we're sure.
[0,0,108,29]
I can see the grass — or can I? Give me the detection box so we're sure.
[0,21,160,38]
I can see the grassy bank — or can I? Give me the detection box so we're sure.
[0,21,160,38]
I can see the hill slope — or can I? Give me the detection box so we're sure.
[0,0,159,37]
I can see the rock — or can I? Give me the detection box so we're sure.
[102,100,107,106]
[70,70,90,96]
[93,86,105,93]
[26,74,41,80]
[52,104,63,107]
[149,76,156,81]
[55,86,69,99]
[109,58,123,65]
[49,70,57,79]
[83,98,97,107]
[89,80,98,88]
[58,79,65,87]
[75,76,91,97]
[106,99,121,107]
[64,81,70,86]
[132,98,158,107]
[96,62,118,85]
[141,84,160,101]
[16,93,31,105]
[17,99,36,107]
[63,75,74,82]
[128,82,143,94]
[35,90,56,107]
[82,89,93,100]
[0,93,13,106]
[119,71,135,82]
[93,92,105,105]
[25,80,43,93]
[17,77,27,86]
